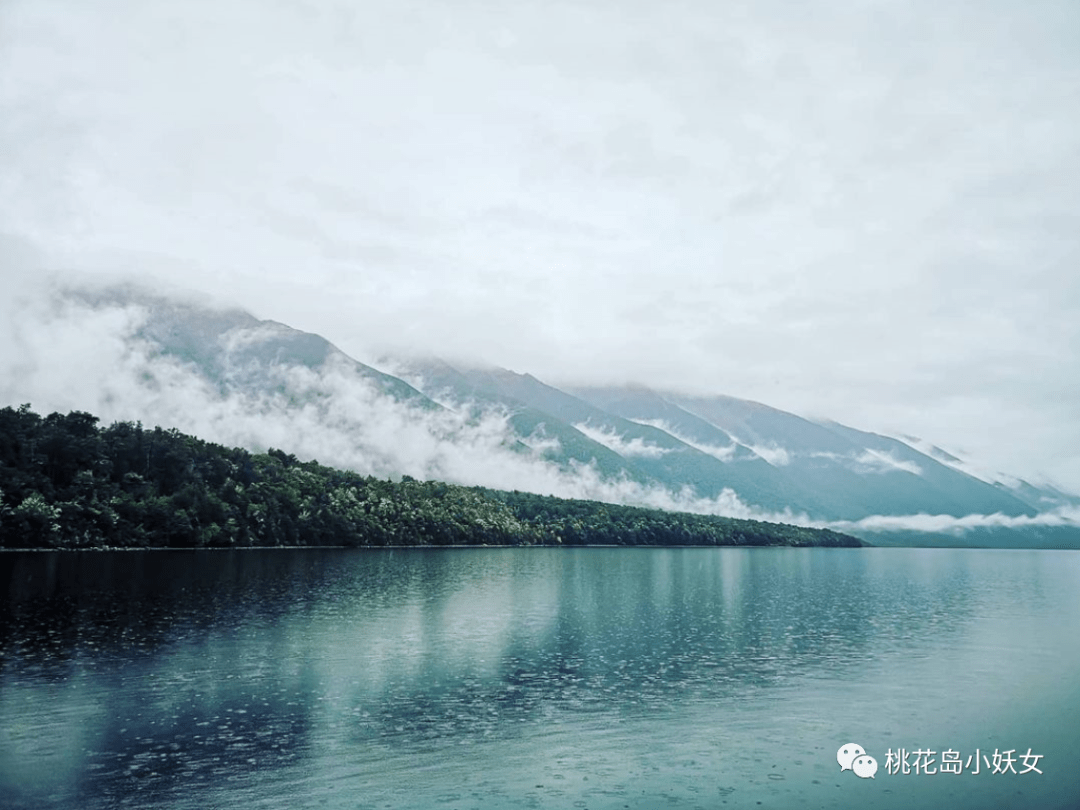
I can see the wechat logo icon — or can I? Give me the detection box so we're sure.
[838,743,878,779]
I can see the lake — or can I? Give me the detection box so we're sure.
[2,547,1078,810]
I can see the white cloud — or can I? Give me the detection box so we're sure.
[892,434,1028,487]
[626,418,740,462]
[823,507,1080,537]
[572,422,673,459]
[851,449,923,476]
[219,322,295,354]
[743,443,790,467]
[518,429,563,458]
[806,449,922,475]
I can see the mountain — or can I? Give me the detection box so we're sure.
[653,390,1036,520]
[74,286,439,408]
[397,366,828,516]
[387,366,1077,546]
[387,357,653,485]
[407,364,781,501]
[11,286,1077,549]
[894,433,1080,513]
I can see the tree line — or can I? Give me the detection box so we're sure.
[0,405,862,550]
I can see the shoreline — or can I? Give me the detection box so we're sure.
[0,542,864,552]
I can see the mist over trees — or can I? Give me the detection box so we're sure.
[0,406,861,550]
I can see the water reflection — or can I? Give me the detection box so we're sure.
[2,548,1078,810]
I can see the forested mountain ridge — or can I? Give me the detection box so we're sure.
[0,406,862,550]
[12,286,1077,548]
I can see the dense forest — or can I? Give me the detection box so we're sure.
[0,405,862,549]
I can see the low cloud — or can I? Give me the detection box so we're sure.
[852,449,923,476]
[821,507,1080,536]
[572,423,673,459]
[895,434,1021,487]
[805,449,923,476]
[518,429,564,458]
[626,418,740,462]
[744,443,791,467]
[219,322,295,354]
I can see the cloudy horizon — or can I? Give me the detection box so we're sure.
[2,0,1078,492]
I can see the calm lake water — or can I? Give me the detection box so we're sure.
[2,547,1078,810]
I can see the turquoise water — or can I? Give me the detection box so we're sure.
[2,547,1078,809]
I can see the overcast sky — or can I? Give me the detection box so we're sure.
[2,0,1079,491]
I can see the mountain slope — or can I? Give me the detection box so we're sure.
[75,286,440,408]
[12,285,1075,548]
[565,383,855,519]
[659,391,1038,520]
[388,357,655,485]
[815,420,1036,517]
[424,365,817,509]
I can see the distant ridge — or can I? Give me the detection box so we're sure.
[11,285,1076,549]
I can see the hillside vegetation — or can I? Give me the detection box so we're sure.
[0,406,862,550]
